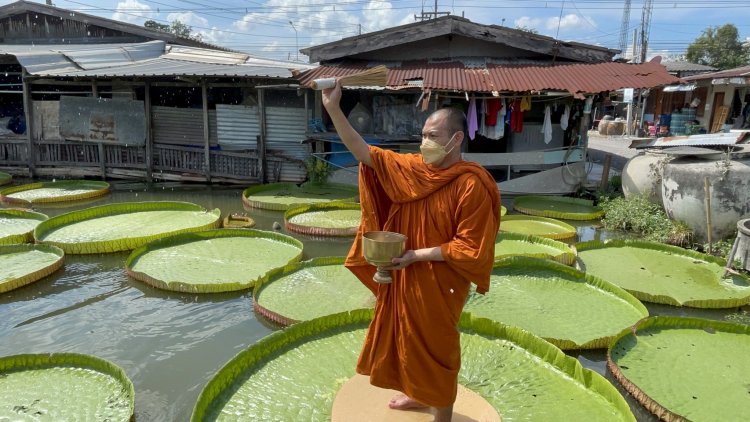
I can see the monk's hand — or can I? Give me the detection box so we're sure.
[321,79,342,111]
[388,250,418,270]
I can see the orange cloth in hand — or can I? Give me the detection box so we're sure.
[346,146,501,407]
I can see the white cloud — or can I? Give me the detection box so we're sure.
[361,1,411,33]
[112,0,154,24]
[166,12,209,28]
[514,16,541,30]
[546,14,590,32]
[262,41,281,52]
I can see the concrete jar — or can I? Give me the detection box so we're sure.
[662,156,750,242]
[622,150,668,206]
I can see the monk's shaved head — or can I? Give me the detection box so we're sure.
[428,107,466,136]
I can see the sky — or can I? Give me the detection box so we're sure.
[4,0,750,63]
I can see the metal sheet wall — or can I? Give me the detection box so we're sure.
[265,106,309,182]
[215,104,259,150]
[152,106,217,146]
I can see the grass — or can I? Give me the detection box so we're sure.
[599,193,693,247]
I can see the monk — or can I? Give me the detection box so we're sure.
[322,81,500,422]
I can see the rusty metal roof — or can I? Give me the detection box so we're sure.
[296,60,680,98]
[683,65,750,81]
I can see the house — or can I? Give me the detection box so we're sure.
[682,65,750,133]
[0,0,314,184]
[296,16,680,195]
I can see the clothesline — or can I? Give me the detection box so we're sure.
[436,93,575,102]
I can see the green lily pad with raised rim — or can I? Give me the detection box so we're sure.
[0,353,134,421]
[0,244,64,293]
[0,180,110,207]
[608,316,750,422]
[513,195,605,220]
[284,202,361,237]
[125,229,303,293]
[242,182,359,211]
[191,310,635,422]
[0,171,10,186]
[500,205,507,216]
[34,201,221,254]
[253,257,374,325]
[495,232,576,265]
[0,209,48,245]
[499,214,577,240]
[465,257,648,349]
[577,240,750,308]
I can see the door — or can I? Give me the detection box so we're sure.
[709,92,725,132]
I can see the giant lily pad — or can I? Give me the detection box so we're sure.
[34,201,221,254]
[0,244,64,293]
[284,202,360,237]
[192,310,635,421]
[0,180,110,207]
[242,182,359,211]
[578,240,750,308]
[253,257,374,325]
[495,232,576,265]
[0,353,134,421]
[608,316,750,422]
[0,171,10,186]
[499,215,577,240]
[0,209,48,245]
[126,229,303,293]
[513,195,605,220]
[465,257,648,349]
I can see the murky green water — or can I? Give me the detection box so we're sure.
[0,181,747,421]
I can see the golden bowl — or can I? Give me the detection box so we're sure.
[362,231,407,283]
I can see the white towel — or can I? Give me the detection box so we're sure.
[560,104,570,131]
[542,105,552,144]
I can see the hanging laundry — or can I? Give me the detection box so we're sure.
[478,99,488,137]
[560,104,570,131]
[520,96,532,112]
[496,99,506,139]
[485,98,502,126]
[510,98,524,133]
[467,95,478,140]
[542,105,552,144]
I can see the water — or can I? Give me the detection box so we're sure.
[0,182,747,421]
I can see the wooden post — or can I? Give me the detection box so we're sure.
[258,88,267,183]
[92,81,106,178]
[21,69,35,177]
[201,80,211,182]
[144,82,153,182]
[600,154,612,190]
[704,177,713,253]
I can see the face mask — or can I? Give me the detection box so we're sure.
[420,134,457,165]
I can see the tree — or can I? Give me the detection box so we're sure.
[143,20,202,42]
[515,26,539,34]
[686,24,750,70]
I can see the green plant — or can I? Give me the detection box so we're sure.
[599,194,693,247]
[306,157,333,184]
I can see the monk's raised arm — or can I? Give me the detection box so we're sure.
[321,80,373,167]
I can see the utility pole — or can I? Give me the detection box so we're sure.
[639,0,654,63]
[414,0,449,21]
[618,0,632,59]
[288,21,298,62]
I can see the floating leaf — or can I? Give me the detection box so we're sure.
[191,310,634,421]
[0,244,64,293]
[499,215,577,240]
[513,195,605,220]
[126,229,303,293]
[495,232,576,265]
[466,257,647,349]
[0,353,134,421]
[0,180,110,207]
[254,257,374,325]
[0,171,11,186]
[34,201,221,254]
[242,182,358,211]
[578,240,750,308]
[608,316,750,422]
[0,209,48,245]
[284,202,360,237]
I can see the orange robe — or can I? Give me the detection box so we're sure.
[346,145,501,407]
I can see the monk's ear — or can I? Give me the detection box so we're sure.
[454,131,465,144]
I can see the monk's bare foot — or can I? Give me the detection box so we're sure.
[388,393,428,410]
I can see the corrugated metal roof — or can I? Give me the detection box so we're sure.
[296,60,681,97]
[683,65,750,81]
[634,132,750,148]
[1,41,313,78]
[663,62,717,73]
